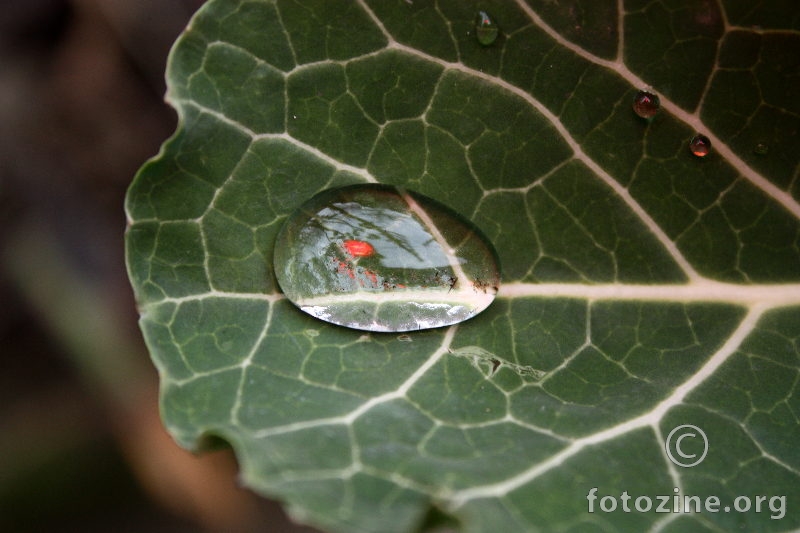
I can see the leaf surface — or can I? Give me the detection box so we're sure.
[126,1,800,531]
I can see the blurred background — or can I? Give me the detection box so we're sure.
[0,1,317,531]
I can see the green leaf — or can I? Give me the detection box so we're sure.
[125,1,800,531]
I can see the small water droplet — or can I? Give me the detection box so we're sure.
[475,11,499,46]
[689,134,711,157]
[273,184,501,332]
[753,142,769,155]
[632,90,660,119]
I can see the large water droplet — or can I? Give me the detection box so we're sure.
[475,11,499,46]
[273,184,500,332]
[632,90,660,119]
[689,134,711,157]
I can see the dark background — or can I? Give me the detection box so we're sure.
[0,1,317,531]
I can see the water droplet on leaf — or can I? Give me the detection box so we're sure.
[753,142,769,155]
[689,134,711,157]
[273,184,500,332]
[475,11,499,46]
[632,90,660,119]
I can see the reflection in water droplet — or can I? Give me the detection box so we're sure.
[343,239,375,257]
[475,11,499,46]
[273,184,500,332]
[754,142,769,155]
[689,134,711,157]
[632,90,660,119]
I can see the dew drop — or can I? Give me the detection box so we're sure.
[273,184,500,332]
[475,11,499,46]
[632,90,660,119]
[753,142,769,155]
[689,134,711,157]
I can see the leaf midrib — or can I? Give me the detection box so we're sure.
[142,280,800,313]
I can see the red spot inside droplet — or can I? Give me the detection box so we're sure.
[343,239,375,257]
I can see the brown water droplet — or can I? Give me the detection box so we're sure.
[632,90,660,119]
[689,134,711,157]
